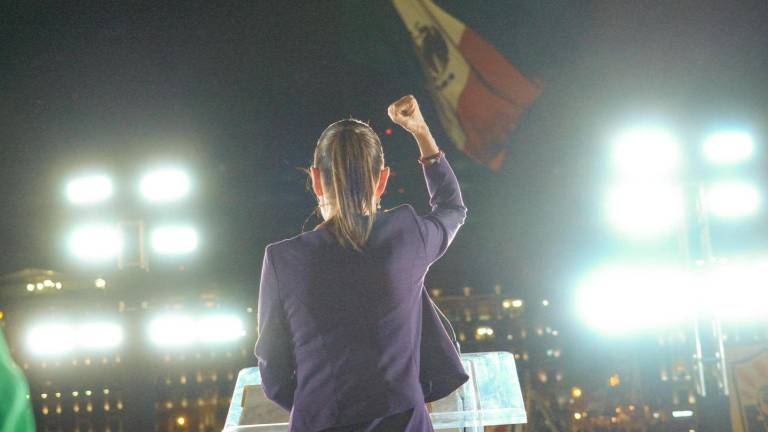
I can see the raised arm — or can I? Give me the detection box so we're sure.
[388,95,468,264]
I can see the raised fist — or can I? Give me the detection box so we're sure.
[387,95,428,136]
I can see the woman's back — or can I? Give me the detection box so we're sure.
[255,96,468,432]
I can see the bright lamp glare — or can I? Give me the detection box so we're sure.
[703,132,754,164]
[140,169,190,203]
[612,129,680,178]
[66,175,113,205]
[198,315,246,343]
[149,315,197,347]
[69,225,123,262]
[151,226,198,255]
[577,265,695,334]
[704,181,760,220]
[27,323,75,356]
[606,183,684,239]
[150,314,246,348]
[76,322,123,350]
[701,259,768,321]
[27,321,123,356]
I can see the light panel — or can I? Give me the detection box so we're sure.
[197,315,246,343]
[27,321,123,357]
[140,168,190,203]
[606,183,684,239]
[149,315,196,347]
[704,181,761,220]
[579,258,768,334]
[69,224,123,262]
[27,323,76,356]
[702,258,768,321]
[149,313,246,348]
[612,129,680,178]
[577,264,696,334]
[151,226,199,255]
[66,175,113,205]
[703,131,754,165]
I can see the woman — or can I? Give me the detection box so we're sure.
[254,95,469,432]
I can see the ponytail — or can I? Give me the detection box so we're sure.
[313,119,384,252]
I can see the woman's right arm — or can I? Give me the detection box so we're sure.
[388,95,467,264]
[411,133,467,264]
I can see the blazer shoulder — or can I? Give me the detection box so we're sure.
[265,228,326,257]
[385,203,416,216]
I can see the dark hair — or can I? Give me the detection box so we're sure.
[311,118,385,252]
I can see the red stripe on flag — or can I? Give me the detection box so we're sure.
[459,27,542,105]
[454,27,542,172]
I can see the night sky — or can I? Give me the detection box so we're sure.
[2,0,767,312]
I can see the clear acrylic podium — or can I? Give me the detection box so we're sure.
[223,351,527,431]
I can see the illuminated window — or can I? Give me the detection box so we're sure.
[609,374,621,387]
[475,326,495,341]
[537,370,548,383]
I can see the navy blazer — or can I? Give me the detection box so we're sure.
[254,154,469,432]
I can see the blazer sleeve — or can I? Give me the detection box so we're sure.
[408,153,468,265]
[253,245,296,412]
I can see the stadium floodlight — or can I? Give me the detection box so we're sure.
[69,224,123,262]
[612,128,680,178]
[76,322,123,350]
[66,174,113,205]
[700,258,768,321]
[197,315,246,343]
[149,315,197,347]
[703,131,754,165]
[27,323,76,356]
[139,168,190,203]
[577,264,695,334]
[605,182,685,240]
[151,226,199,255]
[703,181,761,220]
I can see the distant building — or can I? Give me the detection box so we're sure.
[430,285,568,431]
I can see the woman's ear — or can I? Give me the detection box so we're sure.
[375,167,390,198]
[311,167,324,197]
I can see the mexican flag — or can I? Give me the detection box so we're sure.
[393,0,542,172]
